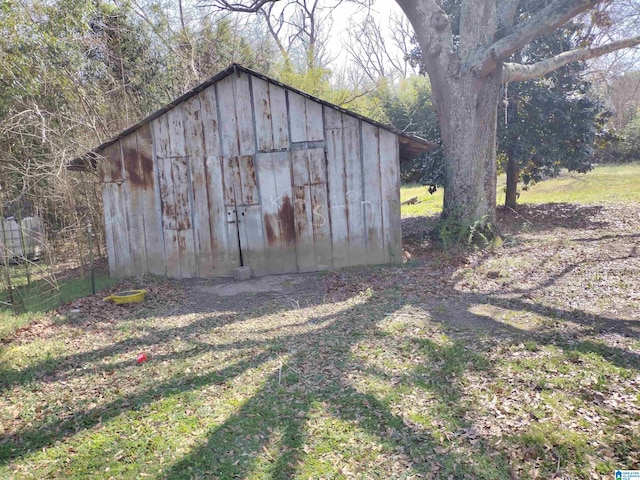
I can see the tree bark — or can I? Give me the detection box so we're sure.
[505,153,519,209]
[397,0,502,238]
[430,67,503,231]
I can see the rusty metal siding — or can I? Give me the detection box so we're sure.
[269,81,290,150]
[251,76,275,152]
[99,140,134,278]
[100,141,124,183]
[361,122,386,264]
[307,148,332,269]
[101,182,118,276]
[153,114,181,278]
[137,124,166,275]
[379,129,402,263]
[324,106,349,268]
[289,91,324,144]
[217,76,240,157]
[289,91,307,144]
[182,94,214,277]
[251,75,291,151]
[304,97,324,142]
[254,151,298,274]
[222,155,267,277]
[291,149,333,271]
[102,182,131,277]
[217,73,256,158]
[234,73,256,156]
[342,114,367,266]
[291,149,316,272]
[199,88,239,276]
[121,133,147,275]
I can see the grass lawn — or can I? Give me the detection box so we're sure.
[0,163,639,479]
[401,163,640,217]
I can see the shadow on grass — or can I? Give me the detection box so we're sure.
[498,203,610,233]
[0,288,514,479]
[158,303,505,480]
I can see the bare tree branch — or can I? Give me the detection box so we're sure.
[259,1,294,60]
[198,0,279,13]
[502,35,640,82]
[343,13,414,81]
[473,0,603,75]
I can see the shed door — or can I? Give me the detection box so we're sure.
[254,149,332,275]
[221,151,332,277]
[253,152,299,275]
[222,155,267,276]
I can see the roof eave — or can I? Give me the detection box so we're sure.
[398,136,438,164]
[69,63,438,170]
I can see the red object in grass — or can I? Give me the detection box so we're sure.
[137,353,148,364]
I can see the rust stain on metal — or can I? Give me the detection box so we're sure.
[177,233,187,253]
[174,157,192,230]
[159,182,176,222]
[137,124,155,189]
[279,195,296,245]
[138,150,154,189]
[123,142,144,188]
[245,176,256,204]
[111,152,123,181]
[294,186,307,238]
[262,99,271,120]
[101,142,123,182]
[239,156,258,205]
[264,214,277,245]
[249,161,257,184]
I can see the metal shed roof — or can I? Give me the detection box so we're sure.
[69,64,437,170]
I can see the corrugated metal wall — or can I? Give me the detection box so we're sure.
[98,71,401,278]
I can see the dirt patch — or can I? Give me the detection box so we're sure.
[179,273,327,313]
[189,274,312,297]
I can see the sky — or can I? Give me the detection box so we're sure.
[247,0,410,74]
[332,1,406,64]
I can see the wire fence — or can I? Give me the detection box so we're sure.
[0,209,105,316]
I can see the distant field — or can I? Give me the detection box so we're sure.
[401,163,640,217]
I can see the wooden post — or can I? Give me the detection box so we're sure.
[87,223,96,295]
[17,214,31,287]
[0,210,15,310]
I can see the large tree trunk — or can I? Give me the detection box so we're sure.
[395,0,503,242]
[429,68,503,233]
[505,153,519,209]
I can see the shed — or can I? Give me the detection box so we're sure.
[72,64,436,279]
